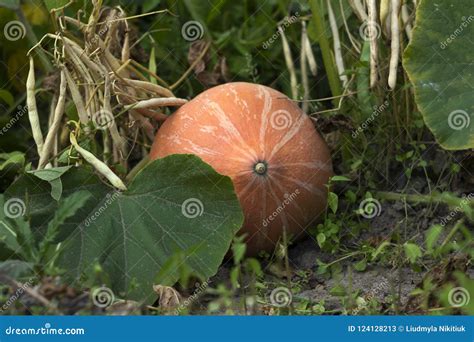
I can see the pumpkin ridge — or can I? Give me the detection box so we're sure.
[150,82,333,255]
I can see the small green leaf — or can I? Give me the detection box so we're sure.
[149,47,157,85]
[27,166,72,201]
[327,192,338,214]
[27,166,72,182]
[230,266,240,289]
[404,242,423,264]
[330,175,351,182]
[330,284,346,296]
[245,258,263,277]
[316,259,328,275]
[425,225,443,252]
[371,241,390,260]
[354,258,367,272]
[317,232,326,247]
[232,239,246,265]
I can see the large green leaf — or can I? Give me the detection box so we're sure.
[58,154,243,301]
[404,0,474,149]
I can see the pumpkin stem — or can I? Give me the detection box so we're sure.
[254,161,267,175]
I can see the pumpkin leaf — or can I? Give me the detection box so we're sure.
[403,0,474,150]
[57,154,243,301]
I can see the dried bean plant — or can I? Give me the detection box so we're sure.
[27,1,188,189]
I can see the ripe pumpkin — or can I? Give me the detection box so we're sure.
[150,82,333,255]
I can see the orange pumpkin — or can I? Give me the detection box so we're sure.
[150,82,333,255]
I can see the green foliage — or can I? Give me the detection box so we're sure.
[57,154,243,300]
[0,191,90,273]
[6,166,111,242]
[404,0,474,149]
